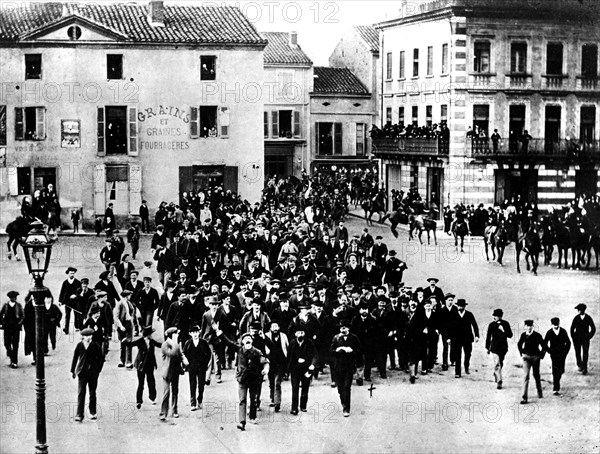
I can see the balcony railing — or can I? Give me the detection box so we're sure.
[469,138,600,160]
[372,137,449,156]
[578,77,598,90]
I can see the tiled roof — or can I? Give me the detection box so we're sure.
[261,32,312,65]
[312,67,369,96]
[0,2,267,45]
[354,25,379,53]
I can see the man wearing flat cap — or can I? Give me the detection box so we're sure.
[71,327,104,422]
[383,251,408,294]
[58,266,81,335]
[451,299,479,378]
[233,332,270,430]
[99,237,121,271]
[1,291,24,368]
[94,271,119,309]
[570,303,596,375]
[517,320,546,404]
[485,309,513,389]
[544,318,571,395]
[134,277,160,328]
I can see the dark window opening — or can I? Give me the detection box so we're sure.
[25,54,41,79]
[201,56,216,80]
[412,106,418,126]
[582,44,598,78]
[473,104,490,136]
[200,106,218,137]
[426,105,432,127]
[399,106,405,126]
[107,55,123,80]
[0,105,6,146]
[105,106,127,155]
[17,167,31,195]
[546,43,563,75]
[413,48,419,77]
[580,106,595,143]
[278,110,292,138]
[25,108,37,140]
[316,122,342,155]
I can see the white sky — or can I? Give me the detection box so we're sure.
[19,1,423,65]
[219,0,405,65]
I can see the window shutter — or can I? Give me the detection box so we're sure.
[224,166,238,193]
[15,108,24,140]
[334,123,343,155]
[271,111,279,138]
[97,107,105,156]
[8,167,18,195]
[35,107,46,140]
[93,164,106,214]
[315,122,320,154]
[190,107,199,138]
[129,164,142,214]
[128,106,138,156]
[293,111,300,137]
[264,112,269,138]
[219,106,229,138]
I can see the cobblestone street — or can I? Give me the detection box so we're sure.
[1,217,599,453]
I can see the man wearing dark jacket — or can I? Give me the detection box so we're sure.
[485,308,513,389]
[1,291,25,368]
[451,299,479,378]
[123,326,161,409]
[351,303,385,382]
[330,319,361,417]
[265,321,288,412]
[71,328,104,422]
[545,317,571,395]
[570,303,596,375]
[58,267,81,334]
[287,326,318,415]
[438,293,457,371]
[134,277,160,328]
[518,320,546,404]
[182,325,212,411]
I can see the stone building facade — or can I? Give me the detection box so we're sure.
[0,2,266,228]
[374,0,600,213]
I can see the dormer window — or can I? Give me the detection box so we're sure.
[107,55,123,80]
[25,54,42,79]
[201,56,216,81]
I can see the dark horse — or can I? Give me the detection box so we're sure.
[452,218,470,252]
[6,216,36,260]
[361,194,386,226]
[409,214,438,245]
[520,225,542,275]
[380,208,409,238]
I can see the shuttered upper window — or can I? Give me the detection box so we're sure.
[15,107,46,141]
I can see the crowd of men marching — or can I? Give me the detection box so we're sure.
[1,173,597,430]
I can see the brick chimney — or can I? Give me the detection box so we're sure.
[290,31,298,47]
[148,1,165,27]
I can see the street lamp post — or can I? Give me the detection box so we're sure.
[22,221,53,454]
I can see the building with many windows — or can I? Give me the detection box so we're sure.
[0,1,266,228]
[261,31,312,178]
[374,0,600,213]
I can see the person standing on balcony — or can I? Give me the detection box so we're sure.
[521,130,532,154]
[491,129,501,153]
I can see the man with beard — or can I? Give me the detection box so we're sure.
[287,326,318,415]
[265,320,288,412]
[201,296,226,384]
[361,256,381,287]
[288,302,319,343]
[421,297,440,374]
[165,288,191,345]
[271,297,296,338]
[485,308,513,389]
[351,302,386,383]
[330,319,361,417]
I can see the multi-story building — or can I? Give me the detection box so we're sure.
[0,1,266,228]
[261,31,312,178]
[329,25,381,129]
[374,0,600,213]
[310,67,376,173]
